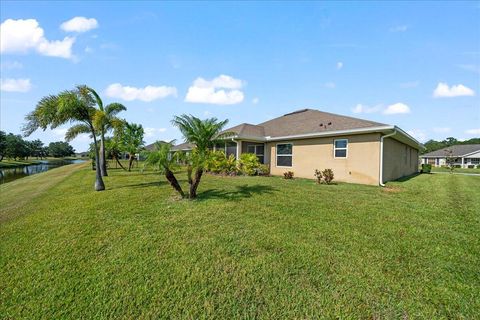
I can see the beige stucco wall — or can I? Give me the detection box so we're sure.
[265,133,382,185]
[382,137,418,182]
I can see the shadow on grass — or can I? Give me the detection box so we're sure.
[198,184,277,201]
[395,173,422,182]
[111,181,168,189]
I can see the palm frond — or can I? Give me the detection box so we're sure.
[105,103,127,116]
[65,124,92,141]
[85,86,104,110]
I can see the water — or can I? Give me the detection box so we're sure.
[0,159,85,184]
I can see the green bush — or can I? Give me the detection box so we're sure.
[239,153,261,176]
[205,151,238,175]
[477,164,480,169]
[421,163,432,173]
[258,164,270,176]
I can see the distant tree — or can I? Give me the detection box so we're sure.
[4,134,29,160]
[0,131,6,161]
[119,122,145,171]
[444,148,456,173]
[23,85,106,191]
[422,137,480,154]
[47,141,75,157]
[29,139,45,159]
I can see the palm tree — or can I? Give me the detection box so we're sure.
[172,114,230,199]
[120,122,145,171]
[144,141,185,197]
[87,87,126,177]
[23,85,106,191]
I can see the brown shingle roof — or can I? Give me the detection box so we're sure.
[421,144,480,157]
[171,142,195,151]
[222,123,265,137]
[258,109,387,138]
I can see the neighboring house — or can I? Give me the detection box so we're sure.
[420,144,480,168]
[172,109,421,185]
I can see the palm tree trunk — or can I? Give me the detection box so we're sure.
[92,133,105,191]
[189,168,203,199]
[128,154,134,171]
[100,130,108,176]
[165,169,184,197]
[114,155,127,171]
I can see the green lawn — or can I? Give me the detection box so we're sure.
[1,164,479,319]
[431,166,480,174]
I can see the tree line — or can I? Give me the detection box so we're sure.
[422,137,480,154]
[0,131,75,161]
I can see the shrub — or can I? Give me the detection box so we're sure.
[205,151,238,175]
[322,168,334,184]
[421,163,431,173]
[239,153,261,176]
[477,164,480,169]
[314,169,322,184]
[258,164,270,176]
[283,171,294,179]
[468,165,475,169]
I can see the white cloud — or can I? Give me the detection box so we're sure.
[457,64,480,74]
[60,17,98,33]
[0,78,32,92]
[399,80,419,88]
[433,82,475,98]
[390,25,408,32]
[185,74,245,105]
[407,129,427,142]
[352,103,382,114]
[0,19,75,59]
[144,127,167,138]
[353,102,411,115]
[383,102,411,115]
[336,62,343,70]
[252,97,259,104]
[52,128,68,137]
[0,61,23,70]
[324,82,336,89]
[465,128,480,135]
[433,127,451,133]
[105,83,177,102]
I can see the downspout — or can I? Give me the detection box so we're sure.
[232,138,240,160]
[379,129,397,187]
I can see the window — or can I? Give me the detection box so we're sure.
[246,144,264,163]
[226,141,237,158]
[469,158,480,165]
[334,139,348,158]
[276,143,292,167]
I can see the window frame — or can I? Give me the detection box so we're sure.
[276,143,293,168]
[246,144,265,164]
[333,138,348,159]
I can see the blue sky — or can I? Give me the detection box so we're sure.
[1,1,479,152]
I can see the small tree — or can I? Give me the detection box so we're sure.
[444,148,456,173]
[144,141,185,197]
[120,122,145,171]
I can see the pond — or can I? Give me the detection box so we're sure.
[0,159,86,184]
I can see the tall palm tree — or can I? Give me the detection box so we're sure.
[144,141,185,197]
[120,122,145,171]
[87,87,126,177]
[172,114,230,199]
[23,85,106,191]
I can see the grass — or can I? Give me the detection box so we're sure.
[430,166,480,174]
[1,164,479,319]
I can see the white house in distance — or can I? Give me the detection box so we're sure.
[420,144,480,168]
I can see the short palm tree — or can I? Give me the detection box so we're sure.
[88,87,126,177]
[23,85,106,191]
[172,114,230,199]
[120,122,145,171]
[144,141,185,197]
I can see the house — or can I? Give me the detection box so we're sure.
[420,144,480,168]
[172,109,421,185]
